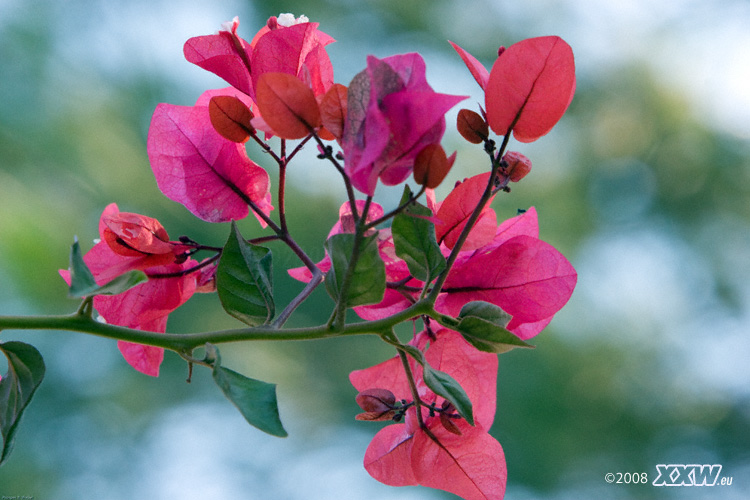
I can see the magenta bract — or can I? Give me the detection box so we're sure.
[250,22,335,102]
[184,20,253,96]
[437,208,577,339]
[147,90,272,224]
[341,53,467,195]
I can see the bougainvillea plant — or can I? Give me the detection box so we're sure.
[0,13,577,499]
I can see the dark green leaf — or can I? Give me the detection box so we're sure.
[422,363,474,426]
[452,301,533,353]
[324,232,385,308]
[213,365,288,438]
[67,239,148,298]
[208,344,286,437]
[216,221,274,326]
[391,185,446,282]
[0,341,45,466]
[458,301,512,326]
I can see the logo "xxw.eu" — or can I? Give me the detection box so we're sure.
[652,464,725,486]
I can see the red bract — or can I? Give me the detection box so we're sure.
[485,36,575,142]
[60,204,197,376]
[436,208,577,339]
[452,37,575,143]
[255,72,322,140]
[434,173,498,251]
[184,15,334,105]
[351,329,505,500]
[147,89,272,224]
[449,41,490,91]
[250,17,335,101]
[183,17,254,96]
[341,53,467,195]
[101,212,179,268]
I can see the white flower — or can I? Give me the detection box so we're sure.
[220,16,240,34]
[277,13,309,27]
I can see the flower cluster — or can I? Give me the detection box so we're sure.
[351,328,505,500]
[58,13,577,500]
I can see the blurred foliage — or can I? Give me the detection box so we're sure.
[2,0,749,499]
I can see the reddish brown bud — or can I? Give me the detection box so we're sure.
[255,72,321,140]
[209,95,255,143]
[502,151,532,182]
[439,401,462,435]
[413,144,456,189]
[457,109,489,144]
[319,83,348,140]
[355,389,397,421]
[195,262,218,293]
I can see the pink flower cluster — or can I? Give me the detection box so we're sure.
[59,13,577,499]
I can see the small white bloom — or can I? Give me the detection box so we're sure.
[220,16,240,34]
[277,13,309,27]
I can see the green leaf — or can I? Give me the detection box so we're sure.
[324,232,385,308]
[391,185,446,282]
[208,344,287,438]
[452,301,533,354]
[216,221,274,326]
[458,301,512,326]
[68,237,97,295]
[0,341,45,466]
[422,363,474,426]
[213,367,288,437]
[67,239,148,298]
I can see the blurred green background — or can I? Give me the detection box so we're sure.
[1,0,749,498]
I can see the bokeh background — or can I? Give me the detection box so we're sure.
[1,0,749,498]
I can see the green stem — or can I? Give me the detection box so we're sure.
[0,300,435,352]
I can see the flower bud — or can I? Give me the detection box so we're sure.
[413,144,456,189]
[439,401,462,435]
[457,109,489,144]
[355,388,397,421]
[102,212,174,257]
[502,151,532,182]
